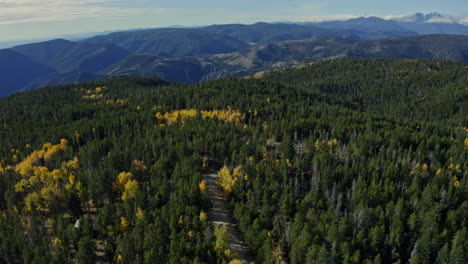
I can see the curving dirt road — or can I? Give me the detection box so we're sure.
[204,171,254,264]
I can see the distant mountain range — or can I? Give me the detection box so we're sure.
[2,13,468,97]
[306,13,468,36]
[101,35,468,83]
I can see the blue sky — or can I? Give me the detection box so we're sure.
[1,0,467,42]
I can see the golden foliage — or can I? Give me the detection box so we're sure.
[155,109,197,125]
[214,224,231,255]
[24,192,41,212]
[120,217,129,231]
[136,208,144,220]
[421,163,429,171]
[229,260,243,264]
[453,176,460,188]
[188,230,195,240]
[155,108,244,126]
[224,249,233,259]
[113,172,139,201]
[105,99,128,105]
[200,107,243,123]
[52,237,63,250]
[464,138,468,151]
[81,86,107,100]
[248,109,258,116]
[315,138,340,151]
[113,172,133,192]
[218,166,243,197]
[122,179,139,201]
[132,160,147,172]
[15,139,68,177]
[199,211,208,223]
[199,179,207,193]
[448,163,462,173]
[12,140,80,213]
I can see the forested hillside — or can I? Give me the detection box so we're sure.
[0,49,55,97]
[103,35,468,84]
[3,30,468,97]
[0,59,467,264]
[84,28,251,56]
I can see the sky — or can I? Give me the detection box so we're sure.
[1,0,468,42]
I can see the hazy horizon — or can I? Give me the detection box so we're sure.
[1,0,468,42]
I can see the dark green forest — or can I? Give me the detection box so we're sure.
[0,59,467,264]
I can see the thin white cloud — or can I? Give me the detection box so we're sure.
[0,0,138,24]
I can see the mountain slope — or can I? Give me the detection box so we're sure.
[311,16,415,35]
[3,30,468,96]
[0,49,56,97]
[102,35,468,84]
[22,72,107,92]
[84,28,252,56]
[200,22,371,43]
[12,39,130,74]
[396,21,468,35]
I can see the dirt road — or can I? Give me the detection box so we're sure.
[204,171,254,264]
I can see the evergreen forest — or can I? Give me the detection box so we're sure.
[0,59,467,264]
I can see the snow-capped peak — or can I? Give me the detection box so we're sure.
[424,12,459,23]
[391,12,461,24]
[461,18,468,25]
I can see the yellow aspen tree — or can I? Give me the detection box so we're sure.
[199,179,207,193]
[199,211,208,222]
[214,224,231,256]
[114,172,133,192]
[122,179,139,201]
[200,211,208,228]
[453,176,460,188]
[188,230,195,240]
[218,166,243,197]
[136,208,144,220]
[120,217,129,231]
[13,140,79,213]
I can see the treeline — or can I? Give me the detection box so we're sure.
[0,59,466,263]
